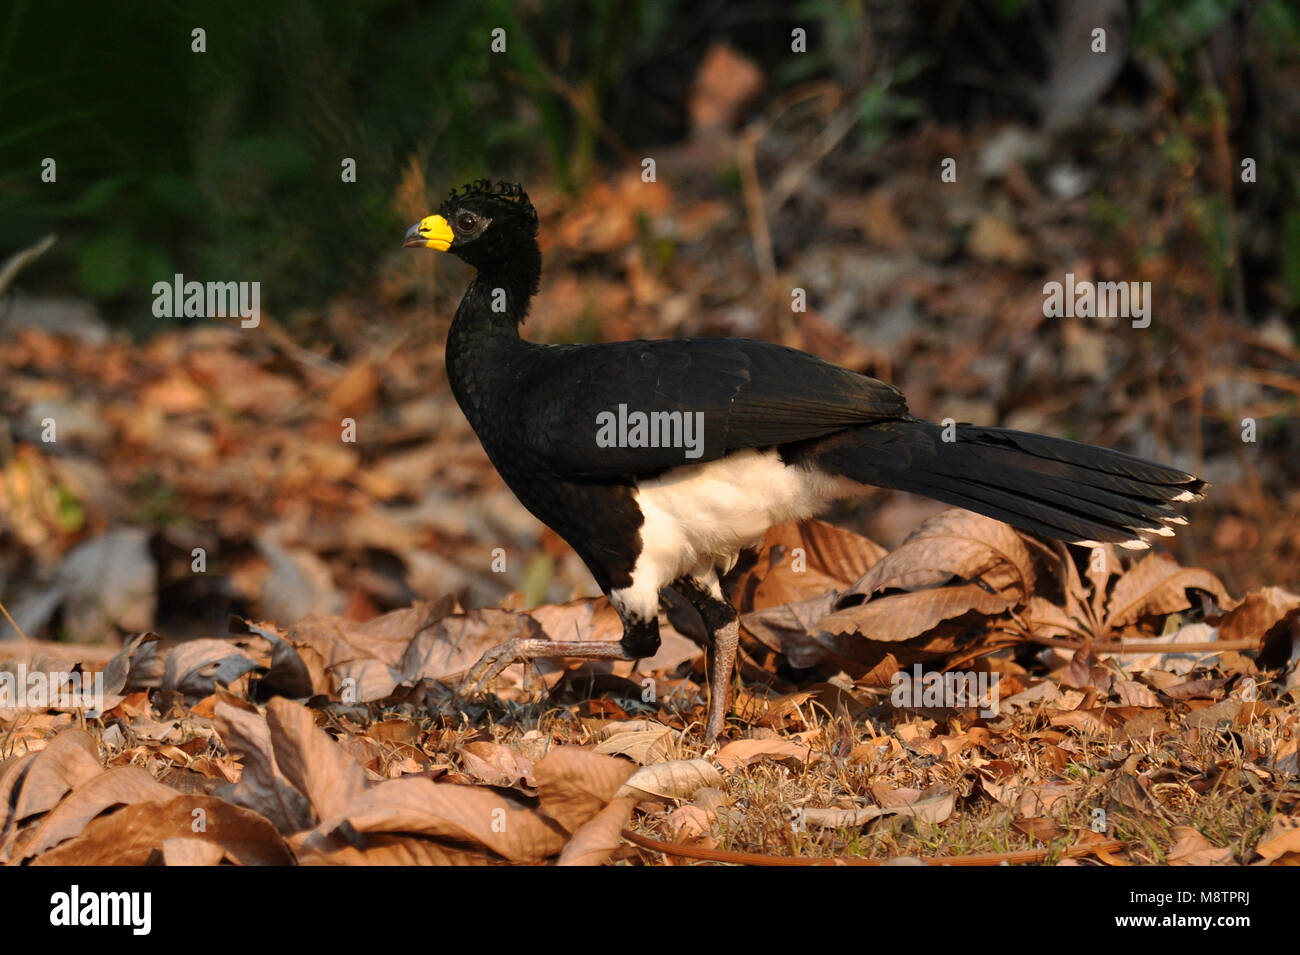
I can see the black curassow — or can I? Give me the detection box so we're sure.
[405,179,1205,742]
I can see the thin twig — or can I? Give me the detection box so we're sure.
[0,597,33,648]
[0,233,56,298]
[736,126,775,285]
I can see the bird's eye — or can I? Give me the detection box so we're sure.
[456,212,478,232]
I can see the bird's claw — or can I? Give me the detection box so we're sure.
[461,639,528,698]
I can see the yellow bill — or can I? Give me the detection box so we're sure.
[403,214,454,251]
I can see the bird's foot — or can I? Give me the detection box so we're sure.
[461,638,633,699]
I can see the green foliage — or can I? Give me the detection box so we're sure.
[1134,0,1300,58]
[1134,0,1243,56]
[0,0,570,324]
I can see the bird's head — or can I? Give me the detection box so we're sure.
[403,179,539,272]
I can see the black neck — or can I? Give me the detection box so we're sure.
[444,251,541,421]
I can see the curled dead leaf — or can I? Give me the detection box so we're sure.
[616,759,723,801]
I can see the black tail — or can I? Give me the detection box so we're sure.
[814,419,1205,548]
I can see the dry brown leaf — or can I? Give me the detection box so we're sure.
[31,794,291,865]
[317,774,565,862]
[731,519,888,613]
[843,510,1035,601]
[211,701,314,835]
[1256,815,1300,862]
[398,608,543,683]
[161,837,227,866]
[714,738,823,771]
[557,796,638,866]
[99,631,162,694]
[617,759,723,801]
[0,751,39,840]
[19,766,178,859]
[802,805,891,828]
[1187,698,1242,732]
[1215,586,1300,645]
[236,621,319,697]
[1121,709,1172,741]
[1016,782,1080,819]
[297,832,496,865]
[529,597,623,645]
[5,729,103,831]
[1114,680,1160,707]
[666,803,717,840]
[1168,826,1234,865]
[460,741,537,789]
[265,697,368,821]
[593,727,678,765]
[293,598,453,672]
[1048,708,1113,738]
[740,592,840,665]
[534,747,636,833]
[805,789,953,828]
[818,584,1016,643]
[1025,596,1090,641]
[162,639,260,695]
[1014,817,1066,843]
[1105,553,1234,629]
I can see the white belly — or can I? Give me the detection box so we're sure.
[611,449,856,618]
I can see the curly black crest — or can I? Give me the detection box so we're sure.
[441,179,537,231]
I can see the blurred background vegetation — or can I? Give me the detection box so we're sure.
[2,0,1298,332]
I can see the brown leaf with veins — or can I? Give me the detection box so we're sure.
[714,738,823,771]
[18,766,177,860]
[801,511,1034,658]
[617,759,723,801]
[31,794,291,865]
[0,752,38,844]
[162,638,260,695]
[398,608,544,684]
[1214,586,1300,647]
[842,511,1034,601]
[460,741,537,789]
[534,747,637,834]
[297,832,497,865]
[730,519,888,614]
[1255,815,1300,863]
[557,796,638,866]
[3,729,102,834]
[292,598,454,672]
[1104,553,1234,629]
[211,701,314,835]
[265,697,368,821]
[818,584,1018,644]
[316,774,567,862]
[1168,826,1234,865]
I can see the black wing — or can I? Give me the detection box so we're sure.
[516,337,908,479]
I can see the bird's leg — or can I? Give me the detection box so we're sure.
[462,617,658,698]
[462,639,634,697]
[671,574,740,744]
